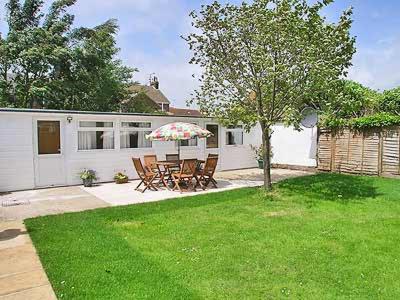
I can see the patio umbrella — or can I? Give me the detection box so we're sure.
[145,122,212,159]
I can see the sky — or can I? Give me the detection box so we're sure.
[0,0,400,108]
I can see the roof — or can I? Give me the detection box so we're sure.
[0,107,208,119]
[169,107,202,117]
[128,84,170,104]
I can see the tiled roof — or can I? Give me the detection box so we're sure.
[128,84,170,104]
[169,107,202,117]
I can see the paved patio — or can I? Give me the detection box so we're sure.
[82,168,312,206]
[0,167,313,299]
[0,168,313,221]
[0,221,56,299]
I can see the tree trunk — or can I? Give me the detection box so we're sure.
[260,121,272,190]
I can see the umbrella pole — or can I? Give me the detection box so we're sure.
[178,141,180,160]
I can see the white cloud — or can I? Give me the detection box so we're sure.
[348,37,400,91]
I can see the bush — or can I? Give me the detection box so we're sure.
[379,87,400,115]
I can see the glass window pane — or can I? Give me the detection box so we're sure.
[78,131,114,150]
[121,122,151,128]
[120,131,152,148]
[226,131,243,145]
[206,125,219,148]
[180,138,197,147]
[79,121,113,128]
[38,121,60,154]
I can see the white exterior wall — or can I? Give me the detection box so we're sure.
[0,110,317,192]
[271,124,317,167]
[0,114,35,191]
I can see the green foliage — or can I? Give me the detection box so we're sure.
[322,113,400,130]
[350,113,400,129]
[184,0,355,188]
[379,87,400,115]
[79,169,97,180]
[318,80,380,119]
[113,172,128,180]
[320,84,400,129]
[0,0,135,111]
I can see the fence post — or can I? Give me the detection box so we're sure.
[331,131,335,171]
[378,129,383,176]
[361,130,365,175]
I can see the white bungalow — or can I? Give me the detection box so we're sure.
[0,108,317,192]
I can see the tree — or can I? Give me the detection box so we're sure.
[0,0,135,111]
[185,0,355,189]
[379,87,400,115]
[319,80,379,119]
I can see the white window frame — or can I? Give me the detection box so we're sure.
[120,121,153,150]
[225,125,244,146]
[77,120,115,152]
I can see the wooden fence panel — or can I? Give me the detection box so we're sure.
[346,131,363,174]
[360,130,380,175]
[317,126,400,178]
[332,129,350,173]
[382,128,400,176]
[317,130,332,171]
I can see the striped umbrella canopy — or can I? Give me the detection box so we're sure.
[146,122,212,141]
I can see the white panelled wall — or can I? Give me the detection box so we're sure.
[0,109,317,192]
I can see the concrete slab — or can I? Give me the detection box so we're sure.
[0,222,56,300]
[0,186,109,221]
[82,168,313,207]
[0,245,42,277]
[0,284,56,300]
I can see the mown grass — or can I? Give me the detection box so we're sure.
[25,173,400,299]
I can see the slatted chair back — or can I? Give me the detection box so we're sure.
[144,155,157,171]
[208,153,219,158]
[180,159,198,176]
[204,156,218,176]
[132,157,147,177]
[166,154,179,162]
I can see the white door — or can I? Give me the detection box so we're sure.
[34,119,66,187]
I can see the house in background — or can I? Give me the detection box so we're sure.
[125,75,201,116]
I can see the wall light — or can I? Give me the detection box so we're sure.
[67,116,73,123]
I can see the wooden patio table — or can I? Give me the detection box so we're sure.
[156,159,205,191]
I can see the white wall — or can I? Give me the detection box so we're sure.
[0,110,317,192]
[0,113,35,191]
[271,124,317,167]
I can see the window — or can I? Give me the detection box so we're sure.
[226,125,243,145]
[180,138,197,147]
[37,121,60,154]
[158,103,169,112]
[78,121,114,150]
[120,121,152,149]
[206,124,219,148]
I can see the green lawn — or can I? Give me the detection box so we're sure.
[25,173,400,299]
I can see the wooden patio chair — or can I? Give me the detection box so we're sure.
[198,156,218,188]
[144,155,166,188]
[165,153,180,174]
[171,159,198,193]
[132,157,158,193]
[144,155,158,172]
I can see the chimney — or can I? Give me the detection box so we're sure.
[150,76,159,89]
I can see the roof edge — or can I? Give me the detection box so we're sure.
[0,107,209,119]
